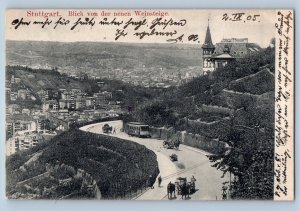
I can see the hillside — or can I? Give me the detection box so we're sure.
[6,40,202,75]
[6,66,94,94]
[6,65,161,110]
[6,129,158,199]
[132,46,275,130]
[5,41,275,200]
[228,67,275,95]
[129,46,275,199]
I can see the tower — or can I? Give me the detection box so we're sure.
[202,20,215,74]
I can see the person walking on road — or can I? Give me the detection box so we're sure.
[190,175,196,193]
[113,127,116,134]
[158,176,162,187]
[191,175,196,183]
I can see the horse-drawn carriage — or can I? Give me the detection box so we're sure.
[163,139,180,150]
[175,177,196,199]
[102,124,112,134]
[175,177,188,196]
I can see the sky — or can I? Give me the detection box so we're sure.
[6,9,276,48]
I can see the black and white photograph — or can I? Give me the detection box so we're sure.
[4,9,294,200]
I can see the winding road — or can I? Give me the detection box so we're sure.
[80,120,228,200]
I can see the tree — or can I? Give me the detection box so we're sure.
[208,110,274,199]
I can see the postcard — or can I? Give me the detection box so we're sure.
[5,9,294,200]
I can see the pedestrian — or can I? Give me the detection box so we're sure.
[113,127,116,134]
[149,175,154,189]
[190,175,196,193]
[190,175,196,183]
[158,175,162,187]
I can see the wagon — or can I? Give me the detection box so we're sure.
[163,140,180,150]
[102,124,112,134]
[170,154,178,161]
[175,177,195,195]
[175,177,187,195]
[163,141,175,149]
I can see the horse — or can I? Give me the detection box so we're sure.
[174,140,180,150]
[163,141,168,147]
[102,124,113,134]
[167,182,176,199]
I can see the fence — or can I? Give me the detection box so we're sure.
[101,166,159,200]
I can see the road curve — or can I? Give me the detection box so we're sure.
[80,120,228,200]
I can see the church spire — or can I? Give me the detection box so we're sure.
[202,20,214,49]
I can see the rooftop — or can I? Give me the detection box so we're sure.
[202,23,214,49]
[127,122,148,126]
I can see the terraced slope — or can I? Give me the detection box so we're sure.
[6,129,158,199]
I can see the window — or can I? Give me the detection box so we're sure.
[204,59,208,68]
[140,126,149,131]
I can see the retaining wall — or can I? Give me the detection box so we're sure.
[149,125,226,155]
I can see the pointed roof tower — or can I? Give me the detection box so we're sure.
[202,20,214,49]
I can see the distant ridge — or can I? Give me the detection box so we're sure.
[6,40,203,75]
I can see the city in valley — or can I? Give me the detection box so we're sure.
[5,23,276,200]
[5,41,205,156]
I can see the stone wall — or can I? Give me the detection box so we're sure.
[149,125,226,155]
[200,104,234,115]
[187,118,230,139]
[149,127,161,139]
[182,132,226,155]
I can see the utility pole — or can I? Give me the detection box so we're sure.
[43,121,46,134]
[229,171,232,199]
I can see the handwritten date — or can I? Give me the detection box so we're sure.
[222,13,260,22]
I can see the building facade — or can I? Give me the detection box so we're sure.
[202,23,215,74]
[6,133,44,156]
[202,23,261,75]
